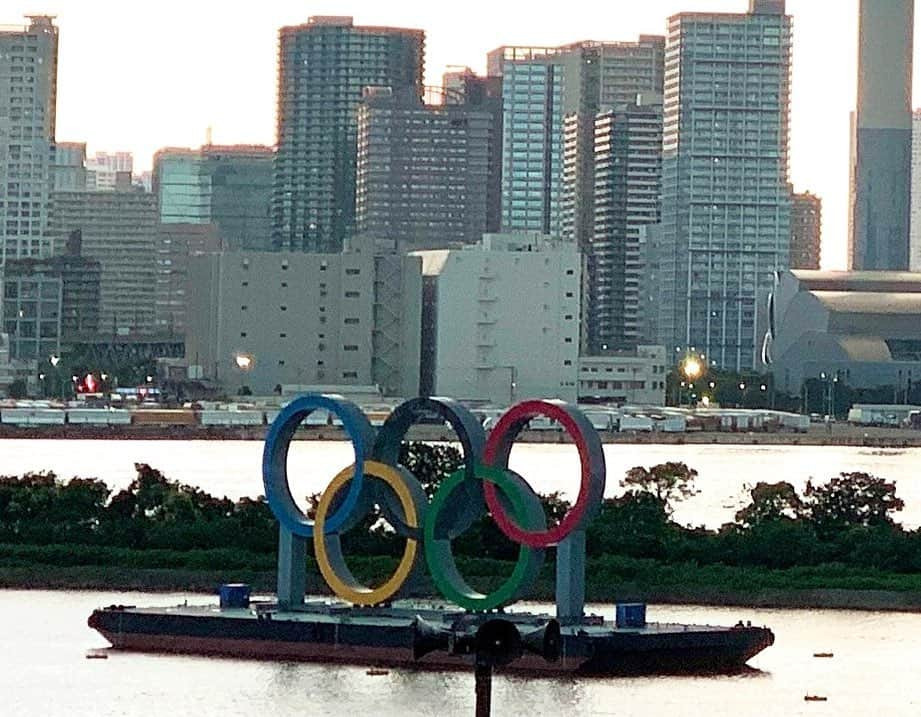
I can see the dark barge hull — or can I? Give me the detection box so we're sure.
[88,602,774,676]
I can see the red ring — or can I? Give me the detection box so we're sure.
[483,400,605,548]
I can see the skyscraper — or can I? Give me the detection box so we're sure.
[0,16,58,263]
[790,191,822,270]
[272,16,424,253]
[50,189,158,337]
[657,1,792,371]
[488,46,563,236]
[849,0,914,271]
[442,68,504,233]
[587,95,663,352]
[355,87,492,251]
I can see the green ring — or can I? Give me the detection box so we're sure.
[423,465,545,612]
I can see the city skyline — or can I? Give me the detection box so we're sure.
[0,0,909,270]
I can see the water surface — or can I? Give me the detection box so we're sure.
[4,589,919,716]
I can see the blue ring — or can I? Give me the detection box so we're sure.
[262,394,376,536]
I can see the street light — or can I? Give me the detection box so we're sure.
[682,357,703,382]
[678,355,704,407]
[233,352,256,395]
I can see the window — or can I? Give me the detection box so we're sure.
[240,332,247,338]
[278,360,286,366]
[345,291,360,298]
[344,345,359,352]
[280,333,287,338]
[280,305,287,311]
[342,371,358,379]
[281,282,288,288]
[241,281,249,287]
[345,268,361,276]
[241,305,248,311]
[564,360,573,366]
[344,318,359,325]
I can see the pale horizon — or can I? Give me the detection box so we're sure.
[4,0,911,270]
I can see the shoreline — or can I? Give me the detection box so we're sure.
[1,423,920,448]
[6,566,921,614]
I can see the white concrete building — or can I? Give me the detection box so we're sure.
[185,251,422,397]
[578,346,668,406]
[414,234,581,404]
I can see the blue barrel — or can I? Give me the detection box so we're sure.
[219,583,251,609]
[615,603,646,628]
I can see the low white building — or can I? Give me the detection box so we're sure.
[578,346,668,406]
[414,234,581,404]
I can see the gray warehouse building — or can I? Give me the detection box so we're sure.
[185,251,422,397]
[763,270,921,393]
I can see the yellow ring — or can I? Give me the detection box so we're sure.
[314,460,420,606]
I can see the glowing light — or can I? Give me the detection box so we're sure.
[682,357,703,381]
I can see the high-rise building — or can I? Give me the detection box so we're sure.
[790,191,822,270]
[52,142,87,192]
[849,0,914,270]
[154,223,221,336]
[50,189,158,337]
[491,38,664,243]
[272,16,425,253]
[0,16,58,263]
[203,145,273,251]
[657,2,792,371]
[355,87,492,251]
[153,149,211,225]
[2,231,102,359]
[910,110,921,271]
[154,145,273,250]
[584,95,663,353]
[442,68,503,233]
[488,46,564,236]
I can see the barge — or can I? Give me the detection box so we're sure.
[88,599,774,675]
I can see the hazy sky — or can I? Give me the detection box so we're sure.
[2,0,908,269]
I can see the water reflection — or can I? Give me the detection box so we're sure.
[6,590,921,716]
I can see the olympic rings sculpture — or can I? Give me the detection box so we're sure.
[262,395,606,612]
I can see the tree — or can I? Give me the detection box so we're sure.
[735,481,804,528]
[621,462,699,514]
[397,442,463,499]
[587,492,672,559]
[805,472,904,536]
